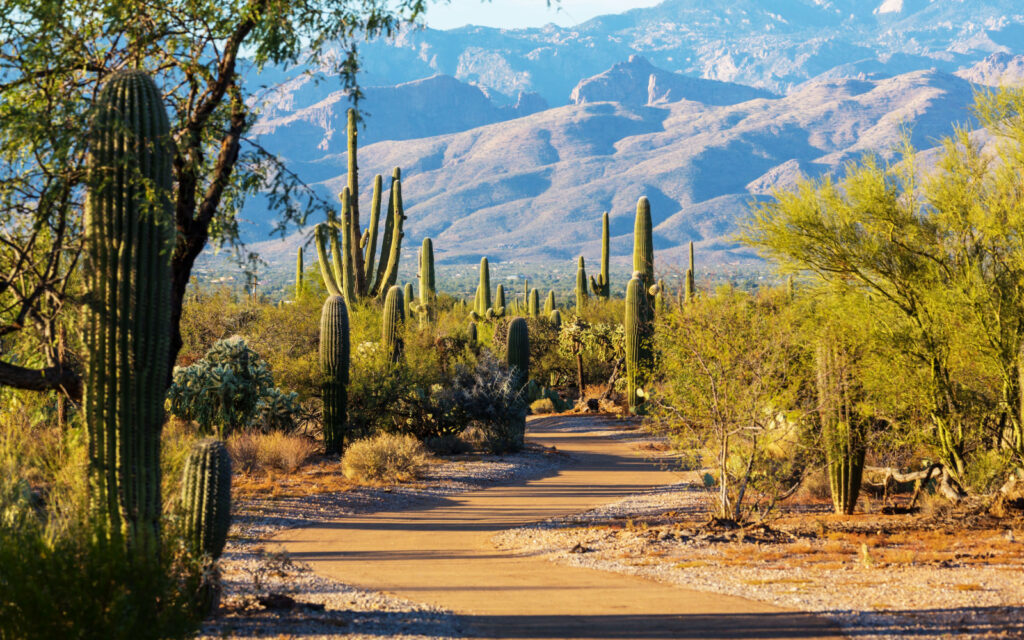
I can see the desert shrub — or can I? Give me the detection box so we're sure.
[166,336,299,436]
[178,286,259,367]
[227,431,318,474]
[446,354,528,454]
[341,433,429,484]
[530,398,556,414]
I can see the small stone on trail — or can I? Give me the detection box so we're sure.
[570,542,592,553]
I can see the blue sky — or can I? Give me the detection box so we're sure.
[422,0,664,30]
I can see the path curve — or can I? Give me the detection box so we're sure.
[274,416,842,639]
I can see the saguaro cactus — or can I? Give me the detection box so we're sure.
[295,246,304,299]
[507,317,530,389]
[624,273,652,414]
[84,69,173,555]
[816,340,868,515]
[382,285,405,364]
[476,257,491,316]
[590,212,610,299]
[544,290,556,315]
[549,309,562,332]
[633,197,654,316]
[576,256,588,312]
[495,284,506,313]
[410,237,435,322]
[314,112,406,303]
[320,295,350,455]
[180,439,232,559]
[467,321,478,348]
[528,288,540,317]
[685,240,696,303]
[403,282,415,320]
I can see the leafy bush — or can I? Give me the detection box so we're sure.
[530,398,556,414]
[341,433,428,484]
[166,336,299,436]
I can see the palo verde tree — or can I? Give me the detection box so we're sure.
[742,87,1024,492]
[0,0,429,400]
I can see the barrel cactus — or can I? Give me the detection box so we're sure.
[382,285,405,364]
[180,439,232,559]
[83,69,174,555]
[507,317,530,390]
[589,212,610,299]
[320,295,350,455]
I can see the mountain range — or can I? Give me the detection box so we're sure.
[232,0,1024,270]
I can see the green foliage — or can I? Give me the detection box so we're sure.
[180,438,232,560]
[167,337,299,437]
[83,70,174,556]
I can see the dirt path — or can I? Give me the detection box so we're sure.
[273,416,842,639]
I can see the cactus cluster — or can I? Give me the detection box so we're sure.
[180,439,232,559]
[320,295,351,455]
[83,69,173,555]
[315,109,405,304]
[589,212,610,299]
[470,257,504,320]
[816,340,867,515]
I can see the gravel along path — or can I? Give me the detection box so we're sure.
[199,444,566,639]
[493,481,1024,640]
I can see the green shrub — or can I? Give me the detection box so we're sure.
[530,398,556,414]
[446,355,528,454]
[341,433,429,484]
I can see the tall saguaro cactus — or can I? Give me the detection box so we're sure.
[476,257,491,316]
[295,246,304,299]
[314,109,405,303]
[633,197,655,317]
[320,295,351,455]
[84,69,173,556]
[528,288,540,317]
[411,237,435,323]
[589,212,610,299]
[685,240,696,303]
[544,290,556,315]
[382,285,405,364]
[576,256,588,312]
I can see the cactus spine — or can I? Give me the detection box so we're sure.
[544,290,556,315]
[624,273,652,414]
[633,197,655,318]
[382,285,405,364]
[576,256,588,312]
[507,317,530,389]
[181,439,232,559]
[528,288,540,317]
[320,295,350,455]
[816,340,867,515]
[84,69,173,555]
[590,212,610,299]
[295,246,304,299]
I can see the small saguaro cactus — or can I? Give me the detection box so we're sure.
[295,246,304,299]
[410,237,436,323]
[653,278,666,315]
[685,240,696,303]
[320,295,350,455]
[84,69,174,555]
[382,285,405,364]
[528,288,540,317]
[633,196,655,317]
[544,290,556,315]
[549,309,562,332]
[507,317,530,390]
[180,438,233,559]
[467,321,478,349]
[403,282,415,320]
[495,284,506,313]
[624,272,652,414]
[590,212,610,299]
[576,255,588,311]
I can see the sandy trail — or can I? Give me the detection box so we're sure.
[273,416,842,639]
